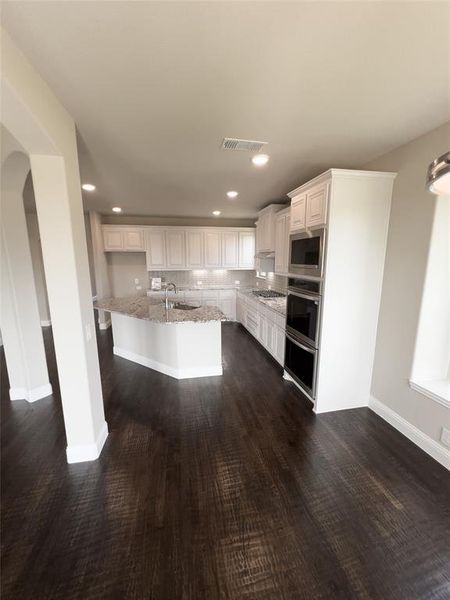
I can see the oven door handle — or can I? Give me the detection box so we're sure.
[286,333,316,355]
[287,290,320,303]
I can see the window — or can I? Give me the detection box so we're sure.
[410,195,450,408]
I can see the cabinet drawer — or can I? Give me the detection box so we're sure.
[246,311,259,337]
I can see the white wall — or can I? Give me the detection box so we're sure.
[2,28,107,461]
[25,212,51,324]
[363,122,450,448]
[107,252,148,297]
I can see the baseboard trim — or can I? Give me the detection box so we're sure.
[40,320,52,327]
[369,396,449,470]
[66,421,109,464]
[10,382,53,402]
[99,319,111,330]
[113,346,223,379]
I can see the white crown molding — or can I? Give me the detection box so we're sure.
[369,395,450,470]
[10,382,53,402]
[287,168,397,198]
[66,421,109,464]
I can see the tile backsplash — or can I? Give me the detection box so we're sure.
[148,270,288,291]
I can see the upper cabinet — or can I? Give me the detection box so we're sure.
[103,227,145,252]
[238,231,255,269]
[204,231,222,268]
[289,182,328,233]
[146,229,166,269]
[274,208,290,275]
[186,230,204,268]
[306,183,328,228]
[165,229,186,269]
[221,231,239,268]
[102,225,255,270]
[256,204,284,253]
[290,193,306,232]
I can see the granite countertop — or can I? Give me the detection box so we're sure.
[94,295,226,324]
[237,288,287,317]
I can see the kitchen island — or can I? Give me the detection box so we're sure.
[94,295,226,379]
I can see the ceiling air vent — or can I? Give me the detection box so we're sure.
[221,138,268,152]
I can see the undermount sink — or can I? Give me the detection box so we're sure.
[168,302,199,311]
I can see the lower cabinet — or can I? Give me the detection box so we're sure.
[236,292,285,366]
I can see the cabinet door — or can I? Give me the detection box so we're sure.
[146,230,166,269]
[258,314,268,346]
[166,230,186,269]
[257,213,270,252]
[306,184,328,228]
[219,298,235,320]
[103,228,124,251]
[124,228,145,251]
[246,308,259,338]
[274,214,286,274]
[290,194,307,232]
[274,326,286,366]
[238,231,255,269]
[266,319,276,356]
[284,214,290,274]
[186,230,204,268]
[222,231,239,268]
[204,231,221,267]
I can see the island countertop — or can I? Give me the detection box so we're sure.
[94,295,226,324]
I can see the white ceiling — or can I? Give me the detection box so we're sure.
[2,1,449,219]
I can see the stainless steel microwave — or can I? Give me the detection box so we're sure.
[289,228,326,277]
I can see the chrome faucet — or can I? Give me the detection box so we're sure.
[165,282,177,309]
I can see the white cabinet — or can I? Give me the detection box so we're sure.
[237,292,286,366]
[238,231,255,269]
[289,184,328,232]
[273,325,285,365]
[290,193,307,232]
[124,228,145,251]
[274,209,290,275]
[221,231,239,268]
[146,229,166,269]
[103,227,124,251]
[306,183,328,228]
[104,225,255,270]
[218,290,236,320]
[204,231,221,268]
[256,204,284,252]
[103,227,145,251]
[165,229,186,269]
[245,308,259,338]
[186,231,204,268]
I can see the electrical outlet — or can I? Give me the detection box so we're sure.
[235,280,240,285]
[440,427,450,448]
[134,278,140,284]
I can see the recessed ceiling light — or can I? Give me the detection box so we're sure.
[226,191,238,199]
[251,154,270,167]
[212,210,221,216]
[82,183,96,191]
[112,207,122,213]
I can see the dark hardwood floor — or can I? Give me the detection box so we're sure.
[1,323,449,599]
